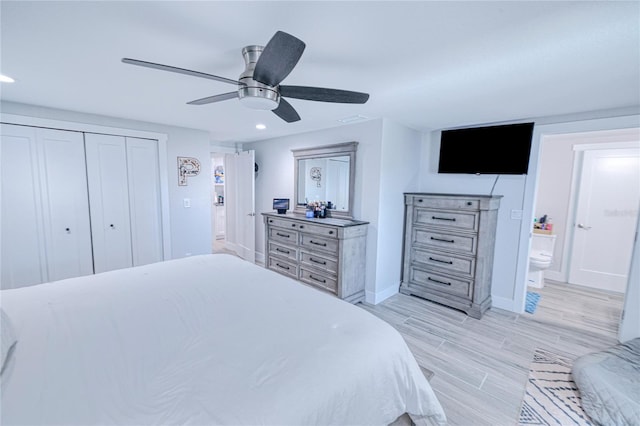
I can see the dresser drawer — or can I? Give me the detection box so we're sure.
[300,233,339,253]
[414,208,479,232]
[300,250,338,275]
[268,241,298,261]
[412,247,475,277]
[269,227,299,245]
[408,267,472,299]
[297,222,339,238]
[413,228,477,255]
[300,267,338,294]
[265,216,299,230]
[409,195,480,211]
[268,257,298,279]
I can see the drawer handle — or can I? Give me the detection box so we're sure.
[429,256,453,265]
[276,263,290,270]
[292,224,296,227]
[309,257,327,265]
[309,240,327,247]
[276,232,290,238]
[309,274,326,284]
[430,236,455,244]
[428,277,451,286]
[269,220,273,223]
[300,225,304,229]
[328,230,333,235]
[276,248,290,254]
[432,216,456,222]
[417,199,423,202]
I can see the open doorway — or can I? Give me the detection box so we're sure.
[528,128,639,334]
[211,152,227,253]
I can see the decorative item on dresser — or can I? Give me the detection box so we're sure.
[400,193,502,319]
[262,213,368,303]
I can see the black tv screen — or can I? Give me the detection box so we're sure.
[438,122,534,175]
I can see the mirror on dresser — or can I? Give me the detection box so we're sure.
[292,142,357,219]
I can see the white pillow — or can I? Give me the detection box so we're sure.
[1,307,17,375]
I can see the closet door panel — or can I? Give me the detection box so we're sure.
[0,124,48,288]
[37,128,93,282]
[85,133,133,273]
[126,137,163,266]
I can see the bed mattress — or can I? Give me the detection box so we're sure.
[0,254,446,425]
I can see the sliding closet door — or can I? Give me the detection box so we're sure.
[37,128,94,282]
[126,137,163,266]
[0,124,47,288]
[85,133,133,273]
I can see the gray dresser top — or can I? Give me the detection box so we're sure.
[404,192,503,199]
[262,212,369,227]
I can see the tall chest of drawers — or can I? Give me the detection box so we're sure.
[399,193,502,319]
[262,213,369,303]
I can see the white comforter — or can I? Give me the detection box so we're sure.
[1,254,446,425]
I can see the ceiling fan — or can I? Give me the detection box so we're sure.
[122,31,369,123]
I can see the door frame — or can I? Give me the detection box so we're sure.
[516,117,640,314]
[564,142,640,289]
[0,113,172,260]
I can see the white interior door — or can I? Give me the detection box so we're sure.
[224,151,255,263]
[37,128,94,282]
[85,133,133,273]
[126,137,163,266]
[569,147,640,292]
[0,124,47,288]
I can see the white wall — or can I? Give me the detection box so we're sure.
[1,101,213,259]
[373,120,422,302]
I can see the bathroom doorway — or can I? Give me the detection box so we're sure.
[533,129,639,294]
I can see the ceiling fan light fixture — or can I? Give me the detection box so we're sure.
[238,85,280,110]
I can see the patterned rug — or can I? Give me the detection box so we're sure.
[518,349,594,425]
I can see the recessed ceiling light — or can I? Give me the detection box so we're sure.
[0,74,15,83]
[256,124,266,130]
[337,114,369,124]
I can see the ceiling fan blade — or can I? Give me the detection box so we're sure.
[187,92,239,105]
[253,31,306,87]
[280,85,369,104]
[122,58,238,86]
[272,98,301,123]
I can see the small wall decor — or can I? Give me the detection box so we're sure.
[178,157,201,186]
[214,165,224,184]
[310,167,322,187]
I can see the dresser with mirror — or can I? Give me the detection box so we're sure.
[262,142,368,303]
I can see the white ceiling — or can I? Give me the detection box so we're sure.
[1,1,638,144]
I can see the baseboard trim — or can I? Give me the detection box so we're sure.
[492,295,518,313]
[366,284,399,305]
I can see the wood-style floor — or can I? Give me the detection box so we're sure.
[359,280,624,426]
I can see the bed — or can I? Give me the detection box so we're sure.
[0,254,446,425]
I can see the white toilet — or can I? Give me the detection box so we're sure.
[527,233,557,288]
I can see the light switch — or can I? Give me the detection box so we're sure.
[510,209,523,220]
[183,198,191,208]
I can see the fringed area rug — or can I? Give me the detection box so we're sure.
[518,348,594,426]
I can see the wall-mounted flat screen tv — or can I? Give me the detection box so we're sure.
[438,122,534,175]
